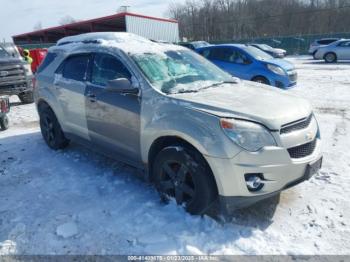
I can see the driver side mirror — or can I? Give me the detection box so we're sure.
[106,78,139,95]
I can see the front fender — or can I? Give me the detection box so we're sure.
[141,103,241,164]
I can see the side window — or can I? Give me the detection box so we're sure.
[209,48,235,62]
[338,41,350,47]
[92,53,131,86]
[201,49,211,58]
[235,50,250,64]
[62,55,90,81]
[209,48,248,64]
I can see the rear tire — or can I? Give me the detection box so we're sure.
[0,115,9,131]
[324,52,337,63]
[152,146,217,215]
[18,91,34,104]
[39,105,69,150]
[252,76,270,85]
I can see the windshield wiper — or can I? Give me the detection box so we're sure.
[200,80,238,91]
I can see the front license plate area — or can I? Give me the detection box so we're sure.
[305,157,323,180]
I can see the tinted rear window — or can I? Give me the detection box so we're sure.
[62,55,90,82]
[318,39,337,45]
[37,52,57,74]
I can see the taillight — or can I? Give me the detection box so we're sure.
[0,100,7,113]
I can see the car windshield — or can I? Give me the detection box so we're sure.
[0,46,10,58]
[192,41,210,48]
[244,46,273,60]
[132,49,235,94]
[259,44,273,51]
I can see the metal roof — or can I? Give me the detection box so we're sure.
[13,12,178,45]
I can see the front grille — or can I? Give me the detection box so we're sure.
[287,139,317,159]
[288,71,298,82]
[281,115,313,134]
[0,64,26,86]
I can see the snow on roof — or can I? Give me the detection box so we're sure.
[57,32,149,46]
[56,32,185,55]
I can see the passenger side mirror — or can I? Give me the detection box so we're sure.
[106,78,139,95]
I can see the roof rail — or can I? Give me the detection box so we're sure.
[57,39,102,46]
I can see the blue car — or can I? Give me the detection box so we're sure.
[196,44,297,89]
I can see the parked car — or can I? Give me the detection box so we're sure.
[0,43,34,103]
[308,38,340,58]
[0,95,10,131]
[197,44,297,89]
[249,43,286,58]
[179,41,211,50]
[35,33,322,216]
[314,39,350,63]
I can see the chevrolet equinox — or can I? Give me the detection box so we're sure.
[35,33,323,215]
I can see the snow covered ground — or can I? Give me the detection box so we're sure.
[0,57,349,255]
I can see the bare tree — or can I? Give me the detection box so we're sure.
[59,15,77,25]
[168,0,350,41]
[33,21,43,30]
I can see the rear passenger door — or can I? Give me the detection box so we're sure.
[54,54,91,140]
[85,53,141,163]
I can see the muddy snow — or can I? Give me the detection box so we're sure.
[0,57,349,255]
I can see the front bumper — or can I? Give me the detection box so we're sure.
[269,71,297,89]
[220,156,322,213]
[205,138,322,212]
[0,80,33,95]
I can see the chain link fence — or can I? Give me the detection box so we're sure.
[212,32,350,55]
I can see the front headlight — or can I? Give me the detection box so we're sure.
[220,119,277,152]
[267,64,286,75]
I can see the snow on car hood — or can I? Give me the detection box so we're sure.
[170,80,312,130]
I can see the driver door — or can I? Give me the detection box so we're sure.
[85,53,141,163]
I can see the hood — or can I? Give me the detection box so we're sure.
[265,58,295,71]
[170,81,312,130]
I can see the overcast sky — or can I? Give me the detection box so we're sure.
[1,0,184,42]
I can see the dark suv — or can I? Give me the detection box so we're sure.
[0,43,34,103]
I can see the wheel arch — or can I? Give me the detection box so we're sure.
[251,75,270,84]
[36,98,65,129]
[147,135,219,194]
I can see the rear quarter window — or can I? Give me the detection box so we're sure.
[61,55,90,82]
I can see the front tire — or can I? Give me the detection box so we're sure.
[152,146,217,215]
[18,91,34,104]
[252,76,270,85]
[0,115,9,131]
[324,52,337,63]
[39,105,69,150]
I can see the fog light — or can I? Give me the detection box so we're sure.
[245,174,264,192]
